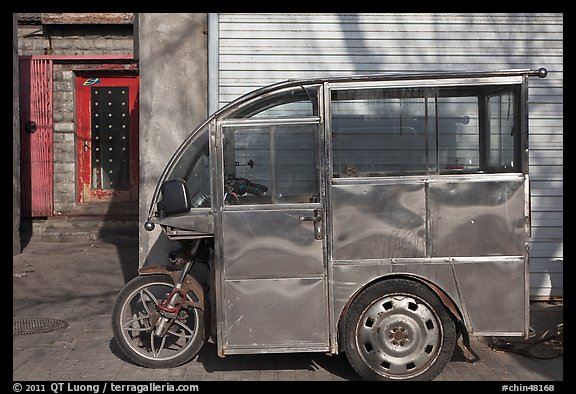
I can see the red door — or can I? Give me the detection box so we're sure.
[19,57,53,217]
[76,75,139,202]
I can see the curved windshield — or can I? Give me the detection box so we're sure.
[163,126,211,208]
[228,86,319,118]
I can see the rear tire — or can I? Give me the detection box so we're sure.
[344,278,456,381]
[112,274,205,368]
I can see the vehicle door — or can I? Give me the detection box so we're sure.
[217,85,330,353]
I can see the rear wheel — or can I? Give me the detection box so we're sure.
[112,274,205,368]
[344,278,456,381]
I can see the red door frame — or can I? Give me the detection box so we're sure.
[76,73,139,203]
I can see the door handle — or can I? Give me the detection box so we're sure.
[24,121,37,134]
[299,209,324,240]
[84,140,90,151]
[299,215,321,222]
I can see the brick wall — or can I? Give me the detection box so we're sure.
[18,24,133,55]
[52,68,76,212]
[17,23,134,213]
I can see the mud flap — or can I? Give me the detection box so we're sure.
[138,265,204,311]
[425,278,479,363]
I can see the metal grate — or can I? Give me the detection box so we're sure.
[13,318,69,335]
[91,86,130,190]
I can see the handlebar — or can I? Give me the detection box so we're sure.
[225,178,268,202]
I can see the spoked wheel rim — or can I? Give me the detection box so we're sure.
[118,281,201,362]
[355,293,443,380]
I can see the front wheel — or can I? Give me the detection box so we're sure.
[112,274,205,368]
[344,278,456,381]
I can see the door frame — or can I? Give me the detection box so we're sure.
[75,72,139,203]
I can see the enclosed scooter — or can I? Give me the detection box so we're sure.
[112,68,547,381]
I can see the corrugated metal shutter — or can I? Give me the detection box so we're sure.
[217,13,563,300]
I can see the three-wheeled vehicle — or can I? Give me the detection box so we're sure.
[112,68,548,381]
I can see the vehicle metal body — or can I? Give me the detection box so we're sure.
[113,68,547,380]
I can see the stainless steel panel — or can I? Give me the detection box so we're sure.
[332,258,526,337]
[331,183,426,260]
[154,210,214,233]
[222,209,324,278]
[222,278,329,350]
[429,179,525,257]
[331,261,459,328]
[332,262,392,324]
[452,259,526,334]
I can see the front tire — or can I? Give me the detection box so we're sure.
[344,278,456,381]
[112,274,205,368]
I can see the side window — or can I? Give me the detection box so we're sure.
[223,85,321,205]
[486,91,517,171]
[436,94,480,172]
[330,85,520,178]
[223,124,320,205]
[331,88,434,177]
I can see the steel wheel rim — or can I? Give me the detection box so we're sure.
[355,293,443,379]
[119,281,201,362]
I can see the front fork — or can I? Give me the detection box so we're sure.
[154,286,188,336]
[150,240,202,337]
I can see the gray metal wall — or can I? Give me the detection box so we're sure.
[215,13,563,300]
[137,13,208,266]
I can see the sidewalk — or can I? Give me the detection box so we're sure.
[13,238,563,382]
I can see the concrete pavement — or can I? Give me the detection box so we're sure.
[13,238,563,383]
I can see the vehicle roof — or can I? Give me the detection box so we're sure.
[284,68,541,85]
[212,68,545,119]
